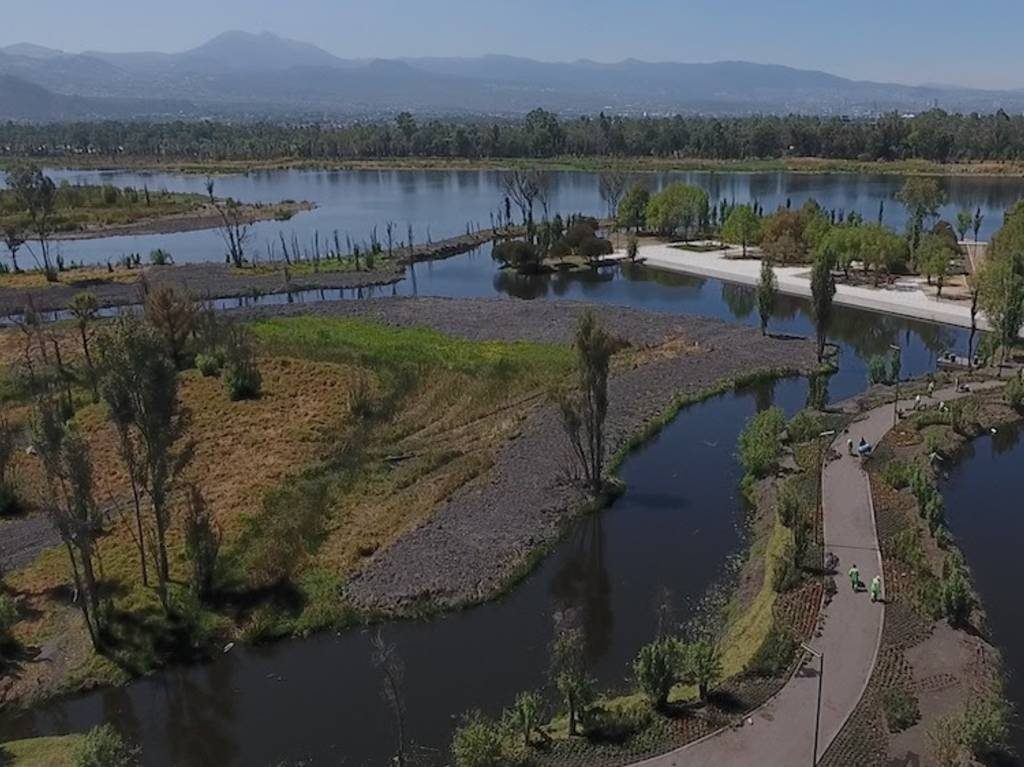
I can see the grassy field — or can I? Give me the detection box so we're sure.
[0,735,81,766]
[13,154,1024,178]
[1,314,576,701]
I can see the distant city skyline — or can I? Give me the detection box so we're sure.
[3,0,1023,90]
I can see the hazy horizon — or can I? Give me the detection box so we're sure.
[3,0,1024,91]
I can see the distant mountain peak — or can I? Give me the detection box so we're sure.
[182,30,342,71]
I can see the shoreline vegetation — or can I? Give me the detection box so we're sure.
[10,109,1024,178]
[10,155,1024,178]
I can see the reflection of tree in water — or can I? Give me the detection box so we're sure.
[165,658,239,766]
[491,266,616,301]
[619,262,707,295]
[828,305,957,361]
[719,282,756,320]
[548,515,612,666]
[771,292,807,323]
[750,377,777,413]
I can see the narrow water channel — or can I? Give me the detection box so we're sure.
[941,423,1024,759]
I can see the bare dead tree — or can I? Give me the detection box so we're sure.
[372,630,408,767]
[385,220,396,259]
[501,170,541,226]
[598,171,630,221]
[2,222,26,273]
[206,179,251,268]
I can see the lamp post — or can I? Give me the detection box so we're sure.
[801,642,825,766]
[889,344,902,426]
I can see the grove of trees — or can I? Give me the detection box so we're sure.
[11,109,1024,163]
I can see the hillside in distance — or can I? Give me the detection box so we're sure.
[2,30,1024,120]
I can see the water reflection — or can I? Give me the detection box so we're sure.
[12,168,1024,266]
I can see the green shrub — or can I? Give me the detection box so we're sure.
[223,326,262,401]
[738,406,786,478]
[588,702,653,742]
[882,687,921,732]
[451,710,507,767]
[748,626,797,677]
[73,724,139,767]
[195,351,224,378]
[882,459,911,490]
[633,638,683,709]
[776,483,800,528]
[940,558,974,627]
[786,410,822,443]
[148,248,173,266]
[868,355,890,385]
[958,697,1013,759]
[1006,377,1024,412]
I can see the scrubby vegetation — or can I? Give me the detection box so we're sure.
[0,302,577,701]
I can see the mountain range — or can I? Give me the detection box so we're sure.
[2,30,1023,121]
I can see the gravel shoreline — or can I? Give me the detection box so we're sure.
[234,297,820,612]
[0,297,819,611]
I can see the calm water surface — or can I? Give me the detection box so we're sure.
[942,425,1024,758]
[5,168,1023,266]
[0,169,1018,766]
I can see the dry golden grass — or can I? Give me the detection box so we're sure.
[0,266,140,291]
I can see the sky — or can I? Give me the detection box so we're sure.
[2,0,1023,90]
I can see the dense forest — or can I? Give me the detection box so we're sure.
[6,109,1024,163]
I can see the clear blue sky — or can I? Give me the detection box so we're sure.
[3,0,1023,89]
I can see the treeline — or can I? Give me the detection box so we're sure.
[9,109,1024,163]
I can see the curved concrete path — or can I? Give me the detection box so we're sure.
[635,386,987,767]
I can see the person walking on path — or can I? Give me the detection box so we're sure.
[848,564,860,591]
[870,575,882,603]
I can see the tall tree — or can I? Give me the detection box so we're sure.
[32,393,105,649]
[978,255,1024,372]
[68,291,100,402]
[916,232,955,296]
[550,628,593,737]
[560,311,616,493]
[616,184,650,232]
[5,164,58,280]
[721,204,761,257]
[1,220,26,273]
[896,177,945,262]
[756,257,778,335]
[98,318,192,610]
[956,209,973,243]
[810,249,837,362]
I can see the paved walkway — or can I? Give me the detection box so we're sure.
[635,242,1024,338]
[634,386,986,767]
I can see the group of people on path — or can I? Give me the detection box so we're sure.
[847,563,883,602]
